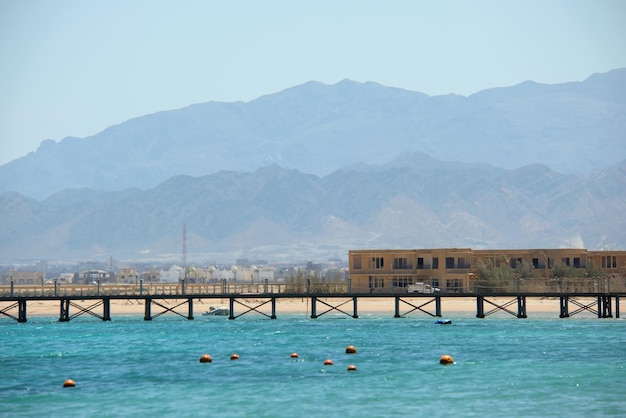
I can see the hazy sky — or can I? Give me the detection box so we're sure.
[1,0,625,165]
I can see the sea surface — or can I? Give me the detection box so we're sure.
[1,310,624,417]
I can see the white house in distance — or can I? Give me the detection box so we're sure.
[155,264,276,284]
[212,265,275,282]
[159,265,184,283]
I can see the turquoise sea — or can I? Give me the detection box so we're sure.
[1,311,624,417]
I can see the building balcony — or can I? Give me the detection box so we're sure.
[446,268,471,275]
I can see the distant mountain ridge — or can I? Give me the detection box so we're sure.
[1,69,625,199]
[1,156,624,262]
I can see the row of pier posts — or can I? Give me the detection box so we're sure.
[59,298,112,322]
[309,296,359,319]
[1,295,622,322]
[144,297,194,320]
[476,296,528,318]
[559,295,618,318]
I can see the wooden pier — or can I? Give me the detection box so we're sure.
[0,285,623,322]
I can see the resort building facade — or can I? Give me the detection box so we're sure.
[348,248,626,293]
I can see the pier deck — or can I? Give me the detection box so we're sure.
[0,285,622,322]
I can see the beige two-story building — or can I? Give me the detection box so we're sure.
[348,248,626,293]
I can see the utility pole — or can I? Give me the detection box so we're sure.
[182,223,187,279]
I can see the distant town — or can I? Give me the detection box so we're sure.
[0,257,348,287]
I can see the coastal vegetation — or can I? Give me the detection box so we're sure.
[474,259,619,293]
[283,269,346,294]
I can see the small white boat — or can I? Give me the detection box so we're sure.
[202,306,230,316]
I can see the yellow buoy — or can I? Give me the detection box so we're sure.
[290,352,299,358]
[347,365,357,371]
[345,345,357,354]
[323,359,333,365]
[199,354,213,363]
[230,353,240,360]
[439,354,454,365]
[63,379,76,387]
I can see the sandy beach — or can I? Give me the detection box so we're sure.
[6,296,566,318]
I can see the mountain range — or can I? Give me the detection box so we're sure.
[1,69,625,200]
[1,156,624,262]
[1,69,625,262]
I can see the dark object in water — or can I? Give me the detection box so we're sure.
[435,319,452,325]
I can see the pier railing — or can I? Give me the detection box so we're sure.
[0,282,286,298]
[472,276,625,294]
[1,276,624,298]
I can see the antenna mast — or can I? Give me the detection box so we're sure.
[182,223,187,277]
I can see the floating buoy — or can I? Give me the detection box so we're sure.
[347,365,357,371]
[290,352,299,358]
[345,345,357,354]
[63,379,76,387]
[230,353,240,360]
[439,354,454,365]
[323,359,333,365]
[199,354,213,363]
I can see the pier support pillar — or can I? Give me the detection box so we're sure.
[271,297,277,319]
[18,299,27,323]
[310,297,317,319]
[559,296,569,318]
[517,296,527,318]
[435,296,442,317]
[59,299,70,322]
[605,296,613,318]
[616,296,620,319]
[103,298,111,321]
[228,297,235,320]
[598,296,612,318]
[394,296,401,318]
[476,296,485,318]
[352,296,358,319]
[144,298,152,320]
[188,298,194,320]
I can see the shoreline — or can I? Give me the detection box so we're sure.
[2,296,570,318]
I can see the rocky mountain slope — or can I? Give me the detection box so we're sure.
[1,155,624,262]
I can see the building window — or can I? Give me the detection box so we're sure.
[604,256,617,269]
[393,258,410,269]
[353,256,361,270]
[417,258,424,269]
[432,258,439,269]
[446,257,454,269]
[368,276,384,289]
[446,279,461,292]
[369,257,384,269]
[391,276,413,287]
[532,258,539,268]
[562,258,570,266]
[573,258,581,268]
